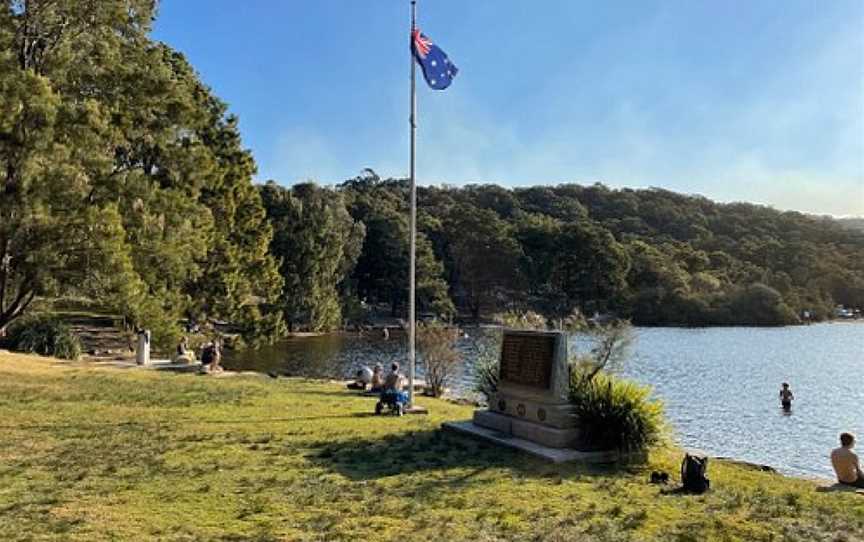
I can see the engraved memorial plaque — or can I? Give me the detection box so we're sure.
[466,329,584,451]
[499,331,555,389]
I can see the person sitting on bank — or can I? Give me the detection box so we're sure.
[370,363,385,392]
[209,341,224,373]
[377,362,409,413]
[384,362,404,392]
[831,432,864,488]
[175,336,195,364]
[199,341,223,374]
[347,365,373,390]
[779,382,794,410]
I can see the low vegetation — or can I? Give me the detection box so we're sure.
[416,321,461,397]
[1,351,861,541]
[6,315,83,360]
[570,371,666,452]
[473,350,499,403]
[568,320,664,452]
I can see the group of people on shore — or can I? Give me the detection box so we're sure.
[779,382,862,488]
[175,336,223,374]
[347,362,403,393]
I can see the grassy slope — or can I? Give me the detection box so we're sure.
[0,351,861,542]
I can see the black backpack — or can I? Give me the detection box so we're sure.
[681,452,710,493]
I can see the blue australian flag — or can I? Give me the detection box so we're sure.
[412,28,458,90]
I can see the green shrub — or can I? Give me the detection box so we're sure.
[473,350,499,403]
[8,315,83,360]
[569,370,665,452]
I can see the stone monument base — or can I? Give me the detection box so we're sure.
[454,329,624,464]
[473,410,582,449]
[442,420,619,464]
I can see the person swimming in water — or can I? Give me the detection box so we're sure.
[779,382,794,411]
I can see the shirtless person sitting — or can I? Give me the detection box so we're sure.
[383,362,403,392]
[376,362,408,416]
[370,364,385,392]
[831,432,864,488]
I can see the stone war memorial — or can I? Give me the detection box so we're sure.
[444,329,617,463]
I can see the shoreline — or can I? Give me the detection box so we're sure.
[309,318,864,337]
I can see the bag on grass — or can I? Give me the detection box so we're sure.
[681,452,710,493]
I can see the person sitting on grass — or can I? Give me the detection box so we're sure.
[175,336,195,364]
[347,365,373,390]
[831,432,864,488]
[384,362,404,392]
[377,362,408,415]
[199,341,223,374]
[370,363,385,392]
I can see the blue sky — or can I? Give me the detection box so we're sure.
[153,1,864,216]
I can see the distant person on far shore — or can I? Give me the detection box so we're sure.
[779,382,794,411]
[831,433,864,488]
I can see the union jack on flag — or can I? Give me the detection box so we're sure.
[411,28,458,90]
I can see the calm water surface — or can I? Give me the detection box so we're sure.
[224,323,863,479]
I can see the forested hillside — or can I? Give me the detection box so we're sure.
[295,171,864,327]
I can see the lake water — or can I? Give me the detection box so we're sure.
[224,323,863,479]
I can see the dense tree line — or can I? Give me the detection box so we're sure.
[259,181,364,332]
[289,171,862,328]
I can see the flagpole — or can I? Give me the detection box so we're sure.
[408,0,417,408]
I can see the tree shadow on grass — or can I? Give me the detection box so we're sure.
[278,389,369,399]
[815,483,864,496]
[657,486,694,497]
[307,427,636,484]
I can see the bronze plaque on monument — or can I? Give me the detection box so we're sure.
[499,331,555,389]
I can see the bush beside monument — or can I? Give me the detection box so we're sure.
[446,326,664,461]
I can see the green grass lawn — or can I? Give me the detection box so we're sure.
[0,351,861,541]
